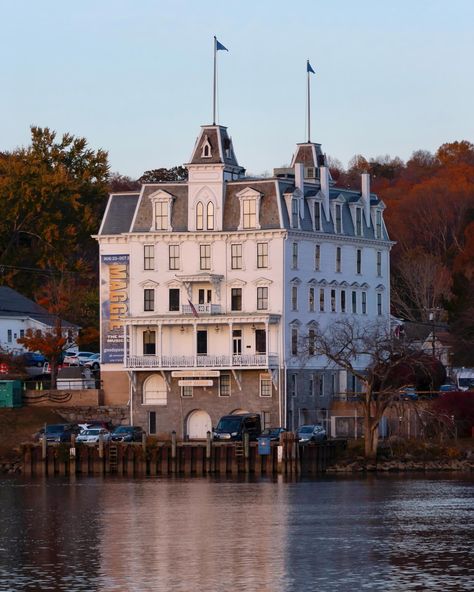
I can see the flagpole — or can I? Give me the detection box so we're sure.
[213,36,217,125]
[307,60,311,142]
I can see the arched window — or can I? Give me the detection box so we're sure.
[207,202,214,230]
[143,374,167,406]
[196,201,204,230]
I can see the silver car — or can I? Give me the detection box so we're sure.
[297,424,327,443]
[76,428,111,444]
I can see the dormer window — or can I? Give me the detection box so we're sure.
[355,207,362,236]
[201,135,212,158]
[314,202,321,231]
[335,203,343,234]
[237,188,262,230]
[149,190,174,232]
[291,198,299,229]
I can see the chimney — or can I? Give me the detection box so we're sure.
[320,166,330,221]
[295,162,304,193]
[361,173,371,227]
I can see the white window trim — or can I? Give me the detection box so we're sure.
[259,373,273,397]
[237,187,262,230]
[149,189,175,232]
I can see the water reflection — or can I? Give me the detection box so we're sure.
[0,475,472,591]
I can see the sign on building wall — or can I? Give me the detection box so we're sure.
[101,254,129,364]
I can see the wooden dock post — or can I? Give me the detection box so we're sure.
[206,431,212,474]
[171,431,177,474]
[243,433,250,474]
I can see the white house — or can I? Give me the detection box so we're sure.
[96,124,392,437]
[0,286,77,355]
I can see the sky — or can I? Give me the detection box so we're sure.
[2,0,474,178]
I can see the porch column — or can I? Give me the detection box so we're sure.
[123,324,128,366]
[229,321,233,367]
[158,323,162,366]
[193,322,197,366]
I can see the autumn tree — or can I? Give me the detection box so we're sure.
[304,319,444,458]
[0,127,109,297]
[138,166,188,183]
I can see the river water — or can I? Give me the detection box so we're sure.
[0,474,472,591]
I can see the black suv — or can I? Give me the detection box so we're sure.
[213,413,262,441]
[111,426,144,442]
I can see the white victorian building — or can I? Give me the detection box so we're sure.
[96,123,391,437]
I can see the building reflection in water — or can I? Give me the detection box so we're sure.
[98,477,290,591]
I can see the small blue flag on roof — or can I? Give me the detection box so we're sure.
[215,38,228,51]
[307,60,315,74]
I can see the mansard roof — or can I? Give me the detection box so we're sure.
[188,125,241,169]
[99,193,140,235]
[290,142,325,168]
[131,183,189,233]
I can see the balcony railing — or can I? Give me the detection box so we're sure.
[125,354,279,369]
[181,303,221,315]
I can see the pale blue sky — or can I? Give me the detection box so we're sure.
[2,0,473,177]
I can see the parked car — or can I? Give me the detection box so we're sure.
[44,424,81,444]
[398,386,418,401]
[76,428,111,444]
[84,353,101,371]
[213,413,262,441]
[439,384,458,393]
[297,424,327,443]
[63,351,97,366]
[22,352,46,367]
[111,426,144,442]
[78,420,114,432]
[260,427,287,441]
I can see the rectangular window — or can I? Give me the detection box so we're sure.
[144,289,155,311]
[155,201,168,230]
[169,288,180,312]
[352,291,357,314]
[291,374,297,397]
[377,251,382,276]
[314,244,321,271]
[19,329,25,339]
[243,199,256,228]
[200,244,211,270]
[219,374,231,397]
[331,289,336,312]
[169,244,180,270]
[231,244,242,269]
[376,210,382,239]
[341,290,346,313]
[257,242,268,268]
[309,375,315,397]
[257,286,268,310]
[362,291,367,314]
[377,293,382,316]
[291,328,298,355]
[143,330,156,355]
[149,411,157,435]
[317,373,324,397]
[144,245,154,270]
[314,202,321,231]
[262,411,271,429]
[231,288,242,311]
[308,329,315,356]
[319,288,325,312]
[336,247,341,272]
[197,330,207,355]
[309,287,315,312]
[356,207,362,236]
[232,329,242,355]
[198,289,212,304]
[7,329,12,343]
[291,198,299,228]
[291,286,298,311]
[260,374,272,397]
[335,204,342,233]
[181,384,194,398]
[356,249,362,274]
[292,242,298,269]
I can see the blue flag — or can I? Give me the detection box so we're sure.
[215,38,228,52]
[307,60,315,74]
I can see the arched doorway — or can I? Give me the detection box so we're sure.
[143,374,167,405]
[187,410,212,439]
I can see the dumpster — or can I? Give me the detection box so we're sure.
[0,380,23,408]
[257,436,271,455]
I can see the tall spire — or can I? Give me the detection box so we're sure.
[306,60,315,142]
[213,36,228,125]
